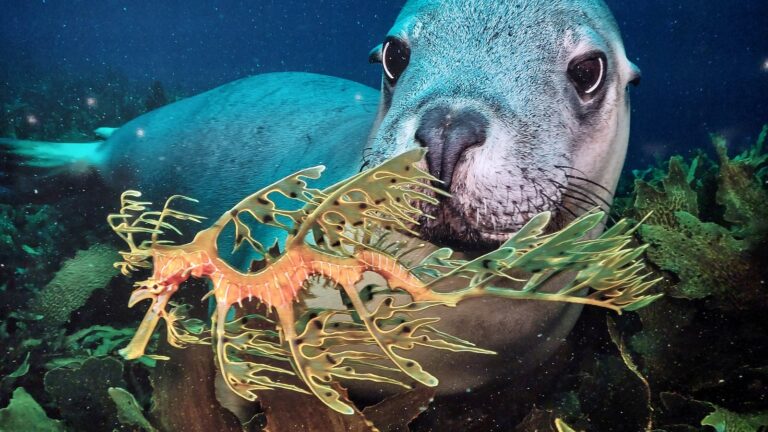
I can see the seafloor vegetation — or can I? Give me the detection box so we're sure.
[1,85,766,431]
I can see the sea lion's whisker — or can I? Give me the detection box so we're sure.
[561,192,605,213]
[543,171,612,208]
[551,204,577,229]
[545,177,607,209]
[566,184,613,209]
[557,204,578,220]
[533,179,577,221]
[538,166,613,208]
[554,165,613,194]
[558,182,618,224]
[560,173,613,196]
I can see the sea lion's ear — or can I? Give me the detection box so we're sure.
[369,43,383,64]
[629,61,642,86]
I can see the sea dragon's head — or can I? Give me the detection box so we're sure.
[107,191,211,360]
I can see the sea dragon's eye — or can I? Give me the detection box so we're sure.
[381,36,411,84]
[568,52,607,97]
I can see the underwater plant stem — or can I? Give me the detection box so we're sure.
[607,317,653,431]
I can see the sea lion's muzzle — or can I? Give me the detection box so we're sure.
[415,106,488,190]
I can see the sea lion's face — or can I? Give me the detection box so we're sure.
[366,0,640,249]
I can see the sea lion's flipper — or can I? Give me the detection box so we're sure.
[368,43,383,63]
[0,138,107,170]
[0,138,109,200]
[94,126,119,139]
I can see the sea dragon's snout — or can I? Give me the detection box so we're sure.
[107,190,208,361]
[120,281,179,360]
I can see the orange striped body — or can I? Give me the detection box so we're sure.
[148,242,426,311]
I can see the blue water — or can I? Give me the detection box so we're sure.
[2,0,767,165]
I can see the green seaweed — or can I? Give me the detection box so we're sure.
[713,129,768,243]
[0,204,67,292]
[0,387,65,432]
[632,128,768,307]
[32,244,119,327]
[108,387,157,432]
[632,156,699,227]
[639,211,758,304]
[701,405,768,432]
[45,325,159,369]
[595,126,768,432]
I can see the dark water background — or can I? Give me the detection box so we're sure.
[1,0,767,167]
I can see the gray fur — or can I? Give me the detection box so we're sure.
[101,72,378,226]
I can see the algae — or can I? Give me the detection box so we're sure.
[516,127,768,432]
[632,156,699,227]
[108,387,157,432]
[45,325,157,369]
[713,128,768,243]
[639,211,758,304]
[0,387,65,432]
[701,405,768,432]
[0,204,67,292]
[633,129,768,307]
[591,126,768,431]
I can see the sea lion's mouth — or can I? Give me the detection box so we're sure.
[363,149,614,251]
[415,195,561,250]
[413,170,613,251]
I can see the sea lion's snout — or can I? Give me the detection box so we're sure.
[415,106,488,190]
[365,0,638,251]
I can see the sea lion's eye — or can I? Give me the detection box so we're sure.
[381,36,410,84]
[568,53,607,97]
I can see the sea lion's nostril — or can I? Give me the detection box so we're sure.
[415,107,488,190]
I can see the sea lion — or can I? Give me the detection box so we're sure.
[2,0,639,397]
[359,0,640,393]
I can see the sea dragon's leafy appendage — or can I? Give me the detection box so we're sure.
[109,149,661,414]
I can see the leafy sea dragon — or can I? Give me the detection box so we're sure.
[108,149,661,414]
